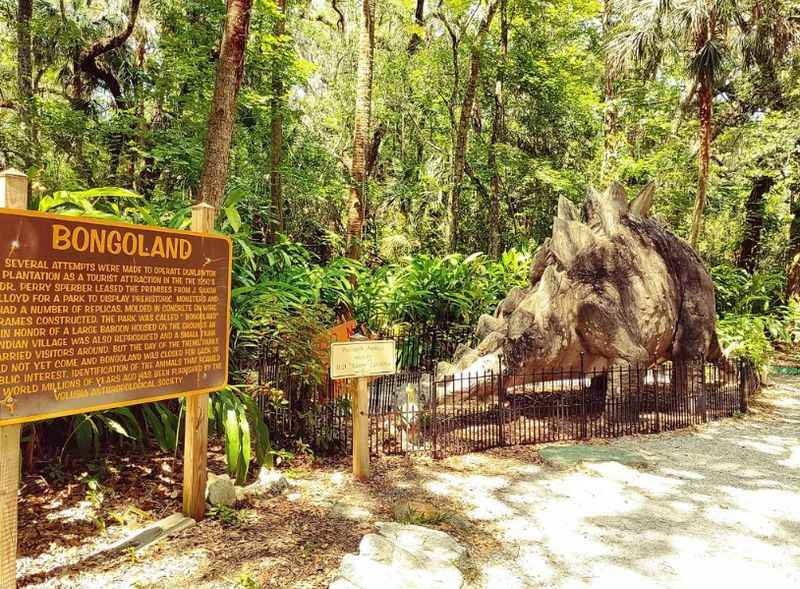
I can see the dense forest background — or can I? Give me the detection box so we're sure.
[1,0,799,469]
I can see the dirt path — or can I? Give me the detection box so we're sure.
[17,376,800,587]
[412,375,800,588]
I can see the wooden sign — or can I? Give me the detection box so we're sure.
[330,340,396,380]
[0,209,232,425]
[330,338,396,481]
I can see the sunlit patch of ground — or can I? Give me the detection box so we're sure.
[412,376,800,588]
[17,376,800,587]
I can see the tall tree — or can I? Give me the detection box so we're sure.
[407,0,425,54]
[346,0,376,259]
[737,174,773,272]
[688,17,715,248]
[268,0,287,242]
[612,0,730,246]
[601,0,615,174]
[197,0,254,209]
[449,0,499,251]
[787,144,800,298]
[16,0,33,150]
[788,196,800,298]
[487,0,507,257]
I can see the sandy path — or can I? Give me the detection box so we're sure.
[408,375,800,588]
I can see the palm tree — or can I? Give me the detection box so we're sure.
[346,0,376,259]
[611,0,731,246]
[268,0,288,243]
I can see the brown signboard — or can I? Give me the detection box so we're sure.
[0,209,232,425]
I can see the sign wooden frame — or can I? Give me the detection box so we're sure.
[0,207,233,426]
[1,171,227,589]
[329,338,396,481]
[330,339,396,380]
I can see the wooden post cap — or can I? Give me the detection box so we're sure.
[0,169,28,210]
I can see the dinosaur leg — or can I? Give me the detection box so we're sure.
[604,362,644,429]
[672,360,705,420]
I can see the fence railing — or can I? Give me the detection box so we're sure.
[258,348,758,457]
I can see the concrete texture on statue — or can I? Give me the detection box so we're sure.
[206,473,237,507]
[438,182,721,415]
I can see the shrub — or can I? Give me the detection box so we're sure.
[354,249,531,329]
[711,264,785,316]
[717,314,779,370]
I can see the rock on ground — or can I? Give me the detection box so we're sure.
[236,467,289,501]
[329,522,468,589]
[206,473,236,507]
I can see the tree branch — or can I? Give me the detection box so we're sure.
[76,0,141,108]
[331,0,345,33]
[81,0,142,63]
[407,0,425,55]
[366,123,386,178]
[465,161,490,201]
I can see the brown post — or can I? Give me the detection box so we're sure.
[352,377,370,481]
[0,168,28,589]
[739,360,749,414]
[496,357,506,447]
[182,203,216,520]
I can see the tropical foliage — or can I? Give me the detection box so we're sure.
[2,0,800,472]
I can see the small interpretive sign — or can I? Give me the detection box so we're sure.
[330,340,396,380]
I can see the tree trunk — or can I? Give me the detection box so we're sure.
[346,0,376,259]
[487,0,506,258]
[196,0,253,209]
[448,0,499,252]
[407,0,425,55]
[17,0,34,151]
[787,189,800,299]
[787,140,800,298]
[737,175,773,273]
[601,0,614,175]
[268,0,287,243]
[689,79,712,247]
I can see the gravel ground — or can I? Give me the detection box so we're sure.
[413,375,800,588]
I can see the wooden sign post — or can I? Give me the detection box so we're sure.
[183,203,215,521]
[330,338,395,481]
[0,169,27,589]
[0,171,232,587]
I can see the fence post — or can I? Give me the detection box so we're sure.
[497,357,506,447]
[580,355,589,439]
[739,360,749,414]
[0,168,27,589]
[182,202,215,521]
[699,357,707,423]
[431,373,439,458]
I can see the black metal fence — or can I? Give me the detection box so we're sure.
[254,324,478,452]
[259,345,758,458]
[374,323,478,371]
[371,359,756,456]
